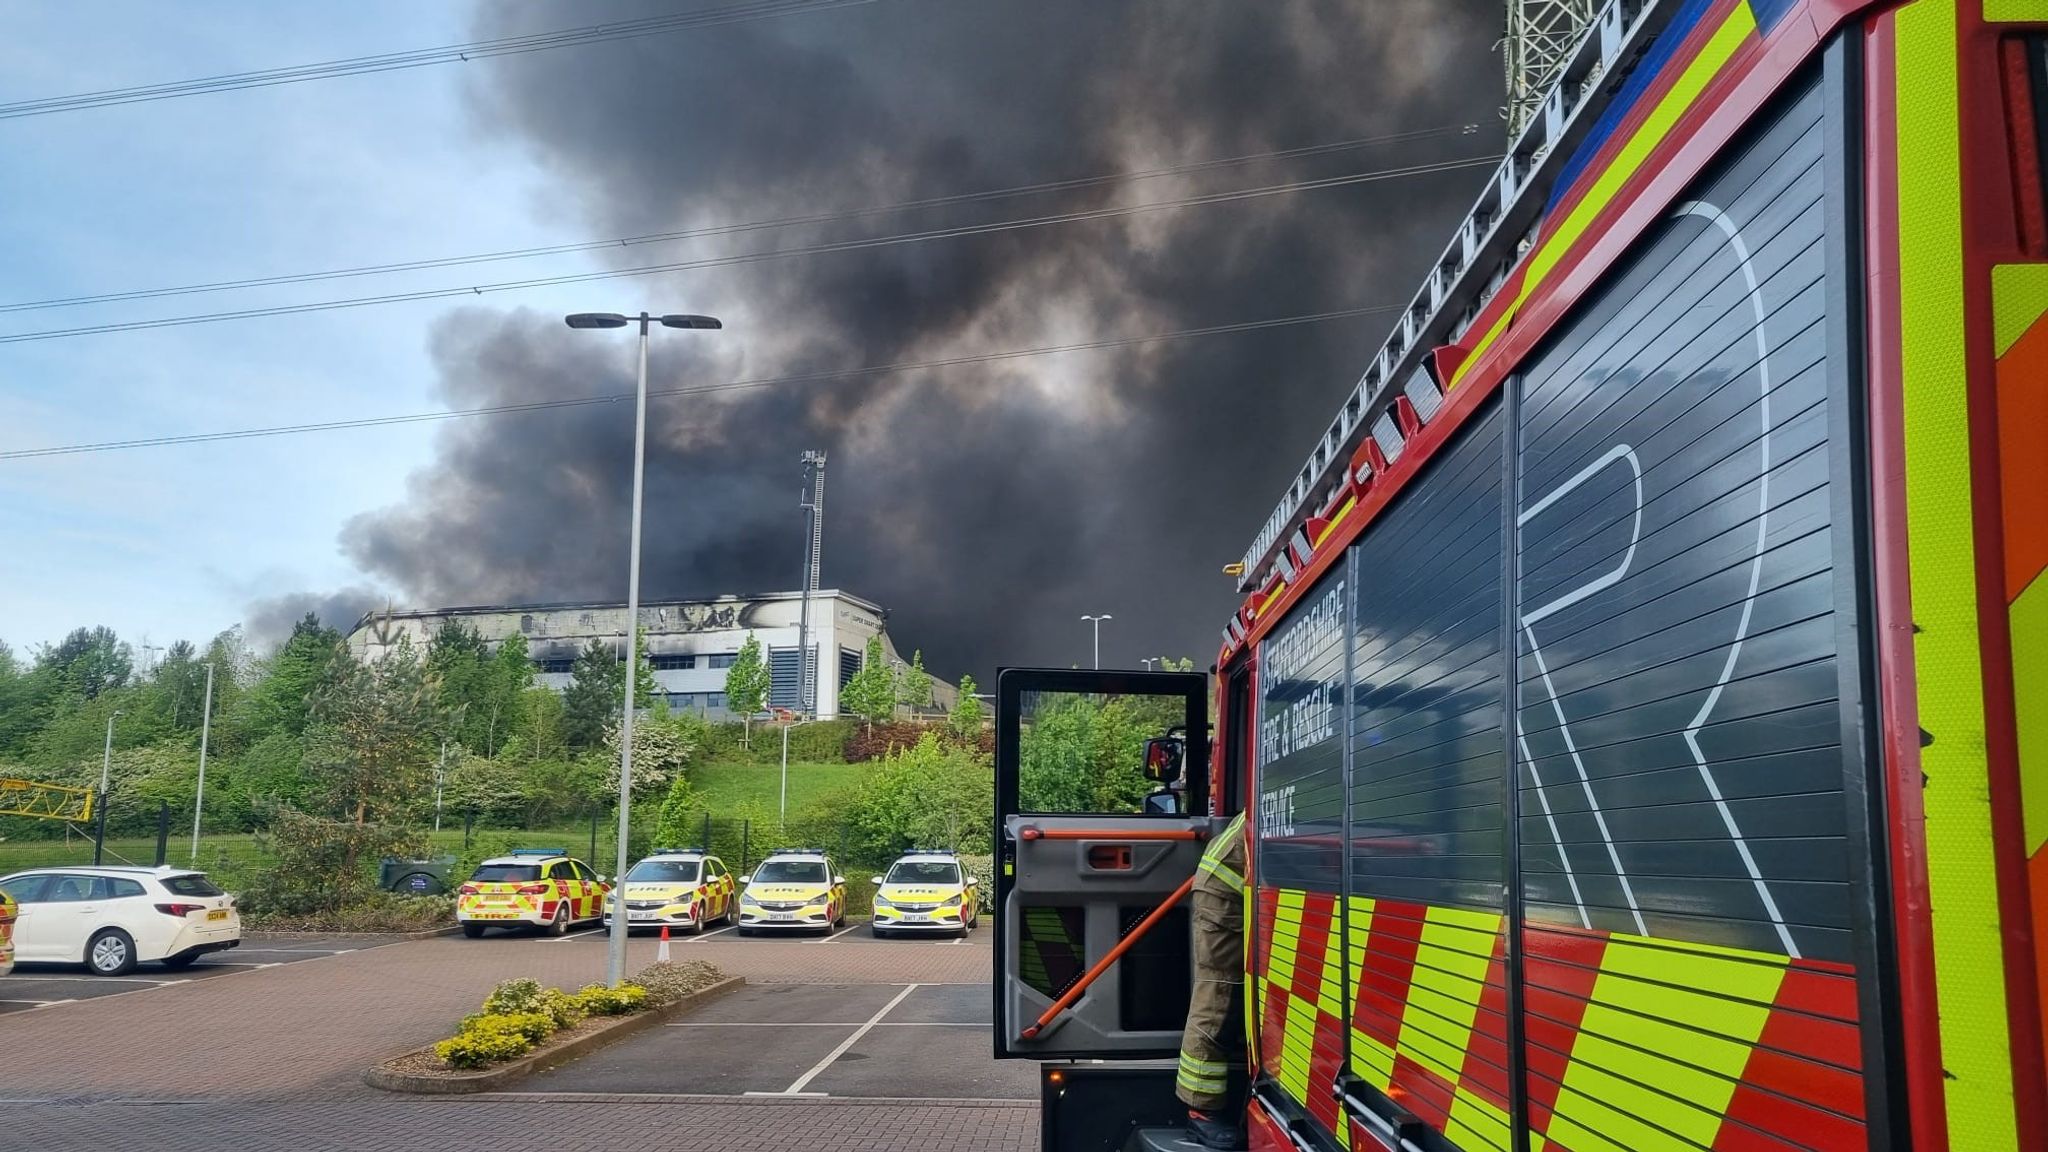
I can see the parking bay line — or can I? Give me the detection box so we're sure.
[751,983,919,1097]
[809,923,864,944]
[4,974,172,985]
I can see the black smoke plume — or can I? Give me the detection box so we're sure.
[339,0,1504,682]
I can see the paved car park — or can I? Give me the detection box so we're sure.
[512,980,1034,1100]
[0,917,1029,1150]
[0,931,411,1015]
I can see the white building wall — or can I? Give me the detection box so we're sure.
[346,590,951,720]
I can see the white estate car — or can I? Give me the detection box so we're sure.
[0,866,242,976]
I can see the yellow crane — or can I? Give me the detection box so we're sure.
[0,777,94,823]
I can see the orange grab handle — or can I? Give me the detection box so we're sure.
[1018,874,1195,1040]
[1017,827,1207,842]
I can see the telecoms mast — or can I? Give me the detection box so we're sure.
[796,450,827,716]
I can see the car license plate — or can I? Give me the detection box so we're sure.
[769,912,796,921]
[628,910,656,921]
[902,913,930,922]
[206,909,229,922]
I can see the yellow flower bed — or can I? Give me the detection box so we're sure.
[434,978,649,1069]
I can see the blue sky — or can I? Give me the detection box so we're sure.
[0,2,607,655]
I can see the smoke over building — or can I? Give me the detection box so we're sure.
[333,0,1504,683]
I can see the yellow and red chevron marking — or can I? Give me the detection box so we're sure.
[1252,889,1867,1151]
[1524,926,1865,1152]
[1256,888,1345,1134]
[1993,261,2048,1065]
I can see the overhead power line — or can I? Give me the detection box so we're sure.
[0,124,1478,315]
[0,0,882,121]
[0,155,1498,345]
[0,303,1402,460]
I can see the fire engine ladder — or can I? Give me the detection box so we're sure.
[1231,0,1675,618]
[0,778,95,823]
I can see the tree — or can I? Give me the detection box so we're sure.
[723,633,769,748]
[300,636,438,875]
[561,634,656,750]
[562,639,618,751]
[39,626,132,700]
[898,649,933,718]
[948,675,983,743]
[840,635,897,733]
[853,732,993,854]
[599,709,698,803]
[481,634,534,756]
[653,772,700,850]
[242,614,342,741]
[1016,694,1154,814]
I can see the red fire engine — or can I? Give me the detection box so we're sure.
[992,2,2048,1150]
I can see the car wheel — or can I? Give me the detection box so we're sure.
[461,923,486,938]
[546,905,570,937]
[87,928,138,976]
[160,953,200,970]
[689,904,706,935]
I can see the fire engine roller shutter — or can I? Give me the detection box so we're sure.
[1347,399,1512,1152]
[1252,527,1347,1126]
[1514,74,1870,1151]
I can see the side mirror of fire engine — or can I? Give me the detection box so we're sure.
[1142,736,1184,782]
[1143,788,1181,816]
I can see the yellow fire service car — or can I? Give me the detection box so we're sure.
[604,850,737,935]
[870,850,978,938]
[736,848,846,935]
[455,848,609,937]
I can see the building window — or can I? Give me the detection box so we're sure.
[579,612,595,626]
[769,648,800,709]
[839,647,861,690]
[538,658,574,674]
[519,614,534,634]
[708,652,738,669]
[649,654,696,670]
[708,692,727,711]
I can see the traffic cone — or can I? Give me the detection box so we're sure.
[657,924,671,963]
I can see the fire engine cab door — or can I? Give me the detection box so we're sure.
[992,667,1214,1060]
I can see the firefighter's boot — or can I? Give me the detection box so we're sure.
[1185,1109,1247,1151]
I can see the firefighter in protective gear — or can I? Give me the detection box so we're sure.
[1178,809,1248,1151]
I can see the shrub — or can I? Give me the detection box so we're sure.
[480,978,585,1030]
[435,1014,543,1068]
[482,978,546,1016]
[535,987,585,1029]
[239,891,454,933]
[498,1010,558,1044]
[630,960,725,1006]
[573,983,649,1016]
[844,720,943,763]
[783,719,852,763]
[959,854,995,910]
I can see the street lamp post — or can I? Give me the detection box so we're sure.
[780,718,815,836]
[1140,657,1160,672]
[190,662,215,861]
[94,710,122,865]
[1080,615,1113,670]
[567,310,722,988]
